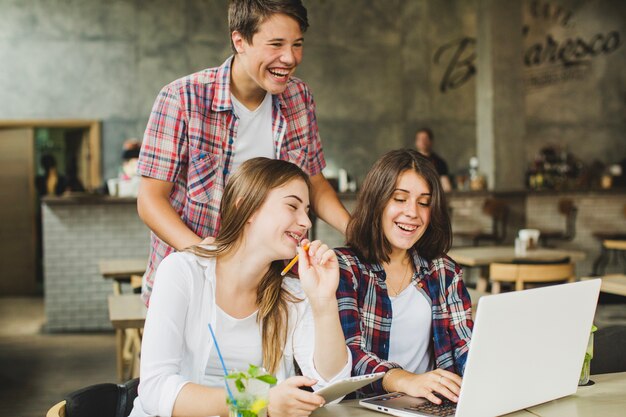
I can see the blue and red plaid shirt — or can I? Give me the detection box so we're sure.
[138,56,326,304]
[335,247,473,395]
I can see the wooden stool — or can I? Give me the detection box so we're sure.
[593,239,626,276]
[99,258,147,295]
[108,295,147,382]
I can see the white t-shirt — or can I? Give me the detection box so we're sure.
[203,307,262,387]
[231,91,274,173]
[388,285,433,374]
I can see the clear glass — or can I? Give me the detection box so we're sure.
[226,376,271,417]
[578,332,594,386]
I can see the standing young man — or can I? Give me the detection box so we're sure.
[415,127,452,192]
[137,0,350,303]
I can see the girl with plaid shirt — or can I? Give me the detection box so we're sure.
[336,149,473,405]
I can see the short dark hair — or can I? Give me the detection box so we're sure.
[346,149,451,264]
[40,153,57,171]
[417,127,434,141]
[228,0,309,52]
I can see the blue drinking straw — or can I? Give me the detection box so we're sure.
[208,323,237,406]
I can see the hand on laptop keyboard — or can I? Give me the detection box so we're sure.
[389,369,461,405]
[405,399,457,417]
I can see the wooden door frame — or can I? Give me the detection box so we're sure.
[0,120,101,190]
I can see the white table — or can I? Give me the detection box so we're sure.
[311,372,626,417]
[523,372,626,417]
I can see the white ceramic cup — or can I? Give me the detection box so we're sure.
[518,229,541,249]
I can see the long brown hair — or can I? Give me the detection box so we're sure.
[189,157,310,373]
[346,149,452,264]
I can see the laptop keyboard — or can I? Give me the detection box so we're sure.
[404,399,457,417]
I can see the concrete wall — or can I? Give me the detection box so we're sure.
[0,0,623,186]
[522,0,626,168]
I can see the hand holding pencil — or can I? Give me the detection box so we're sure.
[294,239,340,303]
[281,241,310,276]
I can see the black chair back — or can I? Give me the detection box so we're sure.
[592,326,626,374]
[64,378,139,417]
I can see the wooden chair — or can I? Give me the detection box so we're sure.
[455,198,509,246]
[538,199,578,247]
[489,260,575,294]
[46,378,139,417]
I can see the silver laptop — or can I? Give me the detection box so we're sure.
[360,279,601,417]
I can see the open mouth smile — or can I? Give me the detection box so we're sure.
[395,222,418,232]
[268,68,290,79]
[285,231,303,243]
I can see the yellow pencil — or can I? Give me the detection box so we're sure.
[281,243,310,276]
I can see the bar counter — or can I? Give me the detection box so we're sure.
[42,194,149,331]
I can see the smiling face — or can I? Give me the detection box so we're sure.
[381,170,432,257]
[231,13,303,97]
[246,177,311,260]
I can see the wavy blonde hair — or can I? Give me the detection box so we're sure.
[188,157,310,373]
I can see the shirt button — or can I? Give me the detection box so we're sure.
[223,169,229,175]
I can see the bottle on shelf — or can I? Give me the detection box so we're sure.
[468,157,487,190]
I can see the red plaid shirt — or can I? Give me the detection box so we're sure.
[335,247,473,396]
[138,56,326,304]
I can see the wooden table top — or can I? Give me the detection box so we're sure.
[107,294,147,329]
[448,246,586,267]
[583,274,626,297]
[99,258,146,279]
[604,239,626,250]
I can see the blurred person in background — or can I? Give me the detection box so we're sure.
[415,128,452,192]
[107,139,141,197]
[36,154,67,197]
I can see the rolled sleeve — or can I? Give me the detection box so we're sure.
[289,291,351,392]
[306,347,352,386]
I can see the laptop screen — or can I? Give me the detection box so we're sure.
[360,280,601,417]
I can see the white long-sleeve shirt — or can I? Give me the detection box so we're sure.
[130,251,351,417]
